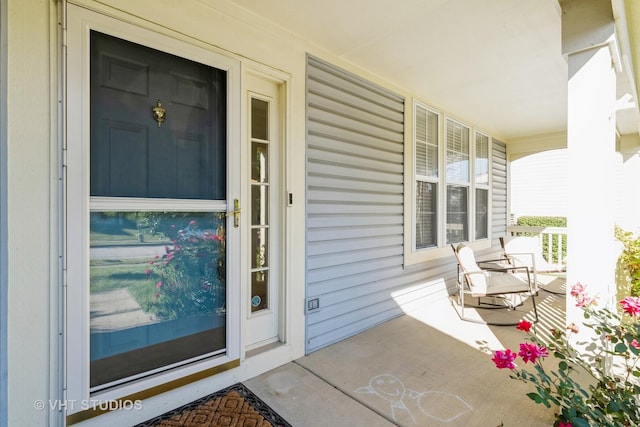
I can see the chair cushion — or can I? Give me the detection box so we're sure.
[478,273,531,297]
[457,244,488,294]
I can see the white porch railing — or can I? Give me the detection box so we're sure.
[507,225,568,264]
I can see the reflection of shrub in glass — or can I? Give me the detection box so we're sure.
[145,220,225,320]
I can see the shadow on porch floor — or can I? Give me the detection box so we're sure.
[245,276,566,427]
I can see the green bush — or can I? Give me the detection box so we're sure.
[516,216,567,228]
[145,218,226,320]
[516,216,567,264]
[615,226,640,297]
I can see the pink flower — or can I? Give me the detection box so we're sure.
[570,282,586,297]
[516,320,532,332]
[156,281,162,289]
[631,339,640,350]
[620,296,640,317]
[518,342,548,364]
[189,220,196,226]
[145,268,151,277]
[566,323,580,334]
[575,293,596,308]
[492,349,517,369]
[571,282,598,308]
[557,422,572,427]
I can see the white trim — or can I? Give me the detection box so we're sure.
[65,4,241,410]
[90,197,228,212]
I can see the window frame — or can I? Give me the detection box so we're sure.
[404,100,492,265]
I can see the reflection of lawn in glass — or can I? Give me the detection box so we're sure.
[90,262,156,314]
[90,218,169,247]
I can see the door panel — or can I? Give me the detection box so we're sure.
[90,31,226,200]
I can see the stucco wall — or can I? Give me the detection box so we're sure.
[618,144,640,233]
[6,0,58,425]
[0,0,7,425]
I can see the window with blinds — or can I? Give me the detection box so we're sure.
[415,105,439,178]
[445,119,470,244]
[446,119,470,183]
[413,100,492,251]
[415,104,439,248]
[475,132,490,239]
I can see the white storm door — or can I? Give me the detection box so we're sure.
[65,4,241,405]
[245,74,282,349]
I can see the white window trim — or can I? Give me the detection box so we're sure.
[404,100,491,265]
[65,5,241,409]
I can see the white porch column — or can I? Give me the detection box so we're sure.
[562,0,618,322]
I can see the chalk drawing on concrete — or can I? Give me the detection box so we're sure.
[354,374,472,424]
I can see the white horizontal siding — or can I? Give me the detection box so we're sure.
[509,148,568,218]
[305,56,459,353]
[492,139,508,241]
[306,56,408,352]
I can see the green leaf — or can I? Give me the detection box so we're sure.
[554,351,566,360]
[607,401,620,412]
[526,392,543,404]
[569,417,590,427]
[615,342,628,353]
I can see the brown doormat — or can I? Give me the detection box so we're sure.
[135,383,292,427]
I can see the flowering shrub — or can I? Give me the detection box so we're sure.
[146,219,225,320]
[492,283,640,427]
[616,226,640,297]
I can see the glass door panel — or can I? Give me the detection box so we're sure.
[89,211,226,388]
[250,98,270,313]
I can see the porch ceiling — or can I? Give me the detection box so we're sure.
[224,0,640,140]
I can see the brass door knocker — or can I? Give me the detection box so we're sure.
[152,100,167,127]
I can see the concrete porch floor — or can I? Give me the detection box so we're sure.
[245,277,566,427]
